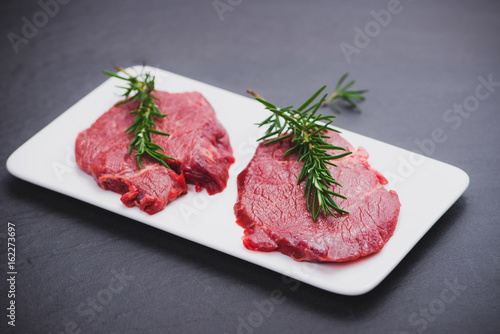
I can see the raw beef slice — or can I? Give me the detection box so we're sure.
[234,131,401,262]
[76,91,234,214]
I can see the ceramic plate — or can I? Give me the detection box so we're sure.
[6,66,469,295]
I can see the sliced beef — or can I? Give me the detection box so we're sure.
[234,131,401,262]
[76,91,234,214]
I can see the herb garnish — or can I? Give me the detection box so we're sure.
[322,73,368,112]
[103,66,174,169]
[248,74,367,221]
[248,87,348,221]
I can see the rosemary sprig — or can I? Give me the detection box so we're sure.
[103,66,174,169]
[248,86,352,221]
[322,73,368,112]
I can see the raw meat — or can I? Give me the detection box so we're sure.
[234,131,401,262]
[76,91,234,214]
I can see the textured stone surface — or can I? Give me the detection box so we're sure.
[1,0,499,333]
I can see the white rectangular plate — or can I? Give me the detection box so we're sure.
[6,66,469,295]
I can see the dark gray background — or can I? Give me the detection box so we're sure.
[1,0,499,333]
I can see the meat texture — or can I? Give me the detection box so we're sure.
[234,131,400,262]
[76,91,234,214]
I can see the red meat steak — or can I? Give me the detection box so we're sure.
[76,91,234,214]
[234,131,401,262]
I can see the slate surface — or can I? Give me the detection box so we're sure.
[1,0,499,333]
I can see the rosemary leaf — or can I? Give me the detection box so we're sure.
[249,85,355,221]
[322,73,368,112]
[103,66,174,169]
